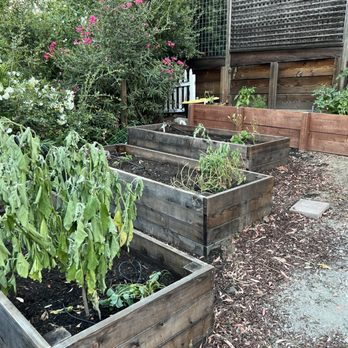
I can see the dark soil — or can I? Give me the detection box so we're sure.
[9,250,178,337]
[204,149,348,348]
[162,124,259,145]
[108,151,189,187]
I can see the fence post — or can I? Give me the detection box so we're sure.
[188,104,195,126]
[189,69,196,100]
[299,112,311,151]
[268,62,279,109]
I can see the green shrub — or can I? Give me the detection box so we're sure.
[234,87,267,108]
[313,86,348,115]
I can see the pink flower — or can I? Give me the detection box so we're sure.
[176,60,185,66]
[83,37,93,45]
[75,26,84,33]
[162,57,172,65]
[122,2,133,8]
[89,15,97,25]
[43,52,50,60]
[164,69,174,74]
[49,41,56,51]
[146,43,151,49]
[166,40,175,48]
[82,31,91,37]
[73,40,81,45]
[171,56,177,61]
[134,0,144,4]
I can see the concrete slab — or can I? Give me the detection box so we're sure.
[290,199,330,219]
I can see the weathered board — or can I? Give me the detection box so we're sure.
[0,231,214,348]
[106,144,273,256]
[128,123,289,171]
[188,104,348,156]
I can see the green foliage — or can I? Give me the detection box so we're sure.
[0,0,92,78]
[230,130,255,145]
[99,271,164,309]
[54,0,198,124]
[0,119,143,315]
[0,120,57,292]
[173,144,246,193]
[313,86,348,115]
[234,87,267,108]
[196,145,246,193]
[193,123,210,140]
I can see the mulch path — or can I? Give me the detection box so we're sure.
[204,150,348,348]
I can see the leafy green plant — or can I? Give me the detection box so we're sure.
[99,271,165,309]
[234,87,266,108]
[230,130,255,145]
[234,87,256,107]
[312,86,348,115]
[193,123,210,140]
[0,119,144,318]
[173,144,246,193]
[197,145,246,193]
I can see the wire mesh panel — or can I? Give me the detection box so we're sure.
[195,0,227,57]
[231,0,347,51]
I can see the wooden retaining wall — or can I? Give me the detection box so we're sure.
[191,47,342,110]
[188,104,348,156]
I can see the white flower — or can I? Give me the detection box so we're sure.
[4,87,14,94]
[2,93,10,100]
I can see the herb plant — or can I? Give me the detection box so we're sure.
[312,86,348,115]
[99,271,165,309]
[173,144,246,193]
[193,123,211,140]
[230,130,255,145]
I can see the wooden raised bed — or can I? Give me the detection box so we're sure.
[0,230,214,348]
[106,144,274,256]
[188,104,348,156]
[128,123,290,171]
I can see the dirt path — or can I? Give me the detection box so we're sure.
[205,150,348,348]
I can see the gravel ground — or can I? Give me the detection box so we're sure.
[204,150,348,348]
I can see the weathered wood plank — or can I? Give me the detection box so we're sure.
[0,293,50,348]
[160,315,213,348]
[268,62,279,108]
[117,292,214,348]
[279,59,335,78]
[310,112,348,135]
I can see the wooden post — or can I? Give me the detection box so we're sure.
[268,62,279,109]
[299,112,311,151]
[339,0,348,90]
[121,79,128,126]
[188,104,195,126]
[221,0,233,104]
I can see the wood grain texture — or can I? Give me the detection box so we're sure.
[0,231,214,348]
[128,124,289,171]
[189,104,348,155]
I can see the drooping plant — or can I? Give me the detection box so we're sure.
[0,119,58,293]
[0,118,143,317]
[100,271,165,309]
[193,123,210,140]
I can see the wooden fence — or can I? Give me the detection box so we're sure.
[188,104,348,156]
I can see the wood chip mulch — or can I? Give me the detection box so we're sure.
[204,150,348,348]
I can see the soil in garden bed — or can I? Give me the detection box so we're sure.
[9,249,179,337]
[162,124,261,145]
[108,151,248,193]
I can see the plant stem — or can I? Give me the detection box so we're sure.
[82,285,90,317]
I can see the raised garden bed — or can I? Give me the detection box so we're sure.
[128,123,290,171]
[188,104,348,156]
[0,230,214,348]
[105,144,274,256]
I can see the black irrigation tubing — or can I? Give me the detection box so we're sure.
[59,302,96,325]
[118,259,143,283]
